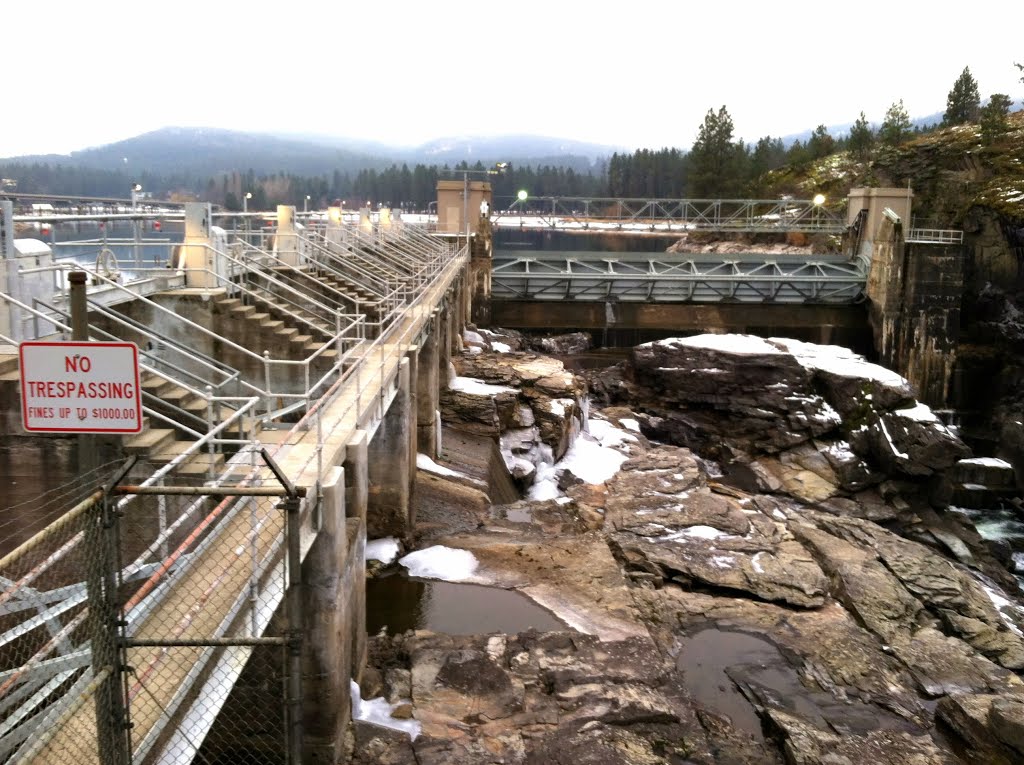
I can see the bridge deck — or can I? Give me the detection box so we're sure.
[4,219,466,763]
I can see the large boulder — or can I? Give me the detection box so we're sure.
[628,334,970,480]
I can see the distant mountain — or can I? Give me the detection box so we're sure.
[2,128,620,180]
[779,99,1023,146]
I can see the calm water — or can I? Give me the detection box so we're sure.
[367,574,566,635]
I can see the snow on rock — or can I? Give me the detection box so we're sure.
[619,418,641,433]
[959,457,1012,469]
[894,403,939,422]
[366,537,400,565]
[587,418,638,449]
[653,334,784,355]
[492,341,512,353]
[449,376,516,395]
[417,453,469,479]
[399,546,479,581]
[770,337,910,391]
[350,680,421,740]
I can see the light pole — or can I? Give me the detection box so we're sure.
[304,195,310,214]
[516,189,528,226]
[812,193,825,228]
[243,191,253,240]
[131,183,142,265]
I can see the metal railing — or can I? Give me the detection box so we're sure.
[906,228,964,245]
[0,217,469,761]
[488,196,849,234]
[491,251,869,304]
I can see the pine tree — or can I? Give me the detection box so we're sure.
[980,94,1013,145]
[879,100,912,146]
[807,125,835,160]
[943,67,981,126]
[688,106,743,197]
[848,111,874,160]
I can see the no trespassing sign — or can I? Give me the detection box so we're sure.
[19,341,143,434]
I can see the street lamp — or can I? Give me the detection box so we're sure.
[130,183,143,265]
[304,195,311,213]
[243,191,252,215]
[812,194,826,228]
[516,190,528,225]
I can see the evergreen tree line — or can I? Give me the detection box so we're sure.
[4,63,1019,208]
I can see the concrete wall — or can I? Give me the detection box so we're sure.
[865,214,963,406]
[848,187,914,238]
[437,180,492,235]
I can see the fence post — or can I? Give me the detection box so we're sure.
[283,494,304,764]
[86,492,129,765]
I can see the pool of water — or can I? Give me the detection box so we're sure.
[367,574,567,635]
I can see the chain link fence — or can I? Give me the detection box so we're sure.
[0,460,304,765]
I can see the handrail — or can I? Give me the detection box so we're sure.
[0,225,470,759]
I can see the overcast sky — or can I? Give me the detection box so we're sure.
[4,0,1021,157]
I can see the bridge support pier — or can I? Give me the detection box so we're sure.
[300,467,354,762]
[417,314,441,458]
[366,358,413,540]
[343,431,369,682]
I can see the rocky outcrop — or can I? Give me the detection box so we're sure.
[362,335,1024,765]
[629,335,969,486]
[444,353,587,464]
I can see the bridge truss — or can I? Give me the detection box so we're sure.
[491,252,867,304]
[491,197,848,234]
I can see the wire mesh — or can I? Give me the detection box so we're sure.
[0,474,295,765]
[116,490,291,764]
[0,487,113,764]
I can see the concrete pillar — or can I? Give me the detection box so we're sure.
[448,285,461,352]
[417,316,441,458]
[402,346,420,535]
[344,516,366,683]
[848,187,914,243]
[438,297,454,380]
[274,205,300,267]
[1,201,18,340]
[359,208,373,235]
[180,202,216,288]
[366,358,412,540]
[300,468,351,762]
[344,431,368,527]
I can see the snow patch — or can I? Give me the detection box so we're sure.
[894,403,939,423]
[449,376,516,395]
[491,341,512,353]
[770,337,909,389]
[350,680,420,740]
[959,457,1012,469]
[366,537,400,565]
[399,546,479,581]
[619,418,641,433]
[752,551,767,573]
[649,334,783,355]
[417,453,469,479]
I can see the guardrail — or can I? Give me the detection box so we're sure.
[906,228,964,245]
[0,218,470,762]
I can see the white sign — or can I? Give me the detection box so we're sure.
[19,341,143,434]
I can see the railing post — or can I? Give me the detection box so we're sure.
[87,491,130,765]
[283,494,304,764]
[263,350,272,417]
[206,385,216,482]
